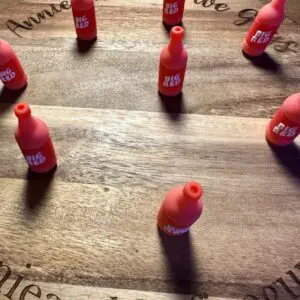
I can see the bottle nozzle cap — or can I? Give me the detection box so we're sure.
[183,181,203,201]
[170,26,184,41]
[14,102,31,118]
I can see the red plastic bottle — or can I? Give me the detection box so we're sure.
[71,0,97,41]
[157,181,203,236]
[162,0,185,26]
[14,103,57,173]
[243,0,286,57]
[158,26,188,96]
[0,39,27,90]
[266,93,300,146]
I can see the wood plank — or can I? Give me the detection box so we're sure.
[0,0,299,117]
[1,281,238,300]
[0,105,299,299]
[286,0,300,24]
[0,0,20,11]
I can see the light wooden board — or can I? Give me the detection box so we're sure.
[0,0,299,117]
[0,0,300,298]
[1,280,238,300]
[0,105,299,299]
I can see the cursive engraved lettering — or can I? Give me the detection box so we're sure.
[194,0,229,12]
[6,1,70,37]
[49,3,62,13]
[60,0,71,9]
[0,261,12,290]
[47,294,62,299]
[215,3,230,11]
[235,9,298,53]
[273,271,300,298]
[193,0,298,54]
[270,36,298,53]
[244,263,300,300]
[3,275,24,299]
[0,261,62,300]
[20,285,42,300]
[262,286,278,300]
[23,14,53,28]
[234,9,258,26]
[6,20,32,38]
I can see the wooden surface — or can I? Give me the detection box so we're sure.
[0,0,299,117]
[0,0,300,299]
[0,106,300,300]
[3,280,237,300]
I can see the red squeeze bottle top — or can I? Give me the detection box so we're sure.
[243,0,286,57]
[158,26,188,97]
[14,103,57,173]
[71,0,97,41]
[266,93,300,146]
[157,181,203,236]
[162,0,185,26]
[0,40,27,90]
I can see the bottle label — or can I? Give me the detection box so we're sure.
[22,138,56,170]
[158,208,190,236]
[163,0,184,22]
[268,109,300,144]
[245,21,278,46]
[159,64,186,91]
[73,7,96,33]
[164,224,190,235]
[0,57,25,88]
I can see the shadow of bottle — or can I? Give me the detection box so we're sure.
[157,227,203,297]
[158,91,186,121]
[0,84,27,115]
[267,141,300,179]
[23,166,57,216]
[162,21,184,32]
[75,37,97,54]
[242,51,282,74]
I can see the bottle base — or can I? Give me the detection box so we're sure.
[162,20,182,30]
[242,40,265,57]
[157,207,190,236]
[77,33,97,42]
[158,223,190,236]
[158,89,182,97]
[29,163,57,174]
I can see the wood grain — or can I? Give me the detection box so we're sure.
[0,0,299,117]
[2,280,238,300]
[0,0,299,298]
[286,0,300,24]
[0,105,299,299]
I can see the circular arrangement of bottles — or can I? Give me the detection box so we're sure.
[0,0,298,236]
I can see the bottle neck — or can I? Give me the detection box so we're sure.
[177,194,201,215]
[18,115,37,133]
[168,39,183,55]
[178,192,194,208]
[271,0,286,10]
